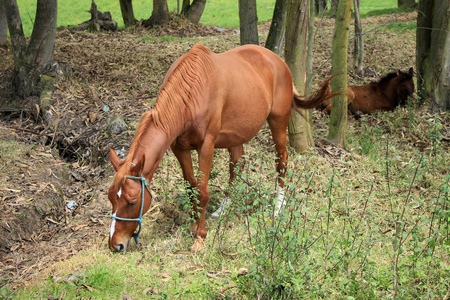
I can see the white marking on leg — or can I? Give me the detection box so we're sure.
[211,197,230,218]
[275,186,285,216]
[110,211,117,239]
[117,188,122,198]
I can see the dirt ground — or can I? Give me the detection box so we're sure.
[0,12,419,290]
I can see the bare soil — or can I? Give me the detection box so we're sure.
[0,12,428,290]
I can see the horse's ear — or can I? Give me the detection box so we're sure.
[130,155,145,174]
[408,67,413,76]
[110,149,121,172]
[397,70,401,76]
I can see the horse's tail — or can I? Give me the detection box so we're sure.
[292,75,340,109]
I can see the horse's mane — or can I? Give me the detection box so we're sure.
[152,44,214,137]
[376,70,412,86]
[113,44,214,187]
[377,72,398,85]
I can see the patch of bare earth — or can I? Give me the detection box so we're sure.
[0,11,441,291]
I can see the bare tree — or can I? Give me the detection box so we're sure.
[285,0,312,152]
[265,0,287,55]
[316,0,327,15]
[327,0,352,148]
[416,0,450,110]
[239,0,259,45]
[353,0,363,76]
[4,0,58,98]
[146,0,170,26]
[0,0,7,46]
[181,0,206,24]
[306,0,314,95]
[119,0,136,26]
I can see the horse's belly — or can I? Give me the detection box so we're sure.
[214,122,265,148]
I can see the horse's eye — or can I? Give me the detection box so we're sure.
[129,200,138,207]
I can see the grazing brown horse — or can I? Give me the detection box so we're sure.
[320,68,414,117]
[107,44,333,252]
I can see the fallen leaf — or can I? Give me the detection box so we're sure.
[72,224,88,231]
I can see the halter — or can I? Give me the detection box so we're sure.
[110,175,152,244]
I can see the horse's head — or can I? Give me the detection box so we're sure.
[396,67,414,106]
[108,149,152,252]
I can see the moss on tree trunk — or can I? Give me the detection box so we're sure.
[285,0,312,152]
[327,0,352,148]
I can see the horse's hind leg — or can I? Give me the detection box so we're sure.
[267,114,289,214]
[211,145,244,218]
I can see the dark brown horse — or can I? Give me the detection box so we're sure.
[107,44,333,252]
[320,68,414,117]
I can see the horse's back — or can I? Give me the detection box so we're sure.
[214,45,293,115]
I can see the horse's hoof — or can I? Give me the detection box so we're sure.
[190,238,204,251]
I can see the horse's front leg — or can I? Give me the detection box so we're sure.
[191,138,215,251]
[171,145,198,232]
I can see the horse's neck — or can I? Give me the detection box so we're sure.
[132,126,170,180]
[379,80,399,104]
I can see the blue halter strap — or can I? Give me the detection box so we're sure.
[110,175,152,244]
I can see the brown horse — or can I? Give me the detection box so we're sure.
[320,68,414,117]
[107,44,333,252]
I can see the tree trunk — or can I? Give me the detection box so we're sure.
[353,0,364,76]
[181,0,190,12]
[181,0,206,24]
[285,0,312,152]
[147,0,169,26]
[5,0,57,98]
[316,0,327,15]
[306,0,314,96]
[265,0,287,56]
[416,0,450,110]
[331,0,338,12]
[327,0,352,148]
[119,0,136,26]
[0,0,7,46]
[398,0,415,8]
[239,0,259,45]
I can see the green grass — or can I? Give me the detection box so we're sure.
[359,0,406,17]
[16,0,277,36]
[15,0,407,37]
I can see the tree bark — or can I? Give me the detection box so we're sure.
[416,0,450,110]
[181,0,206,24]
[5,0,57,98]
[147,0,170,26]
[285,0,312,152]
[327,0,352,148]
[119,0,136,26]
[0,0,7,46]
[239,0,259,45]
[353,0,364,76]
[265,0,287,56]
